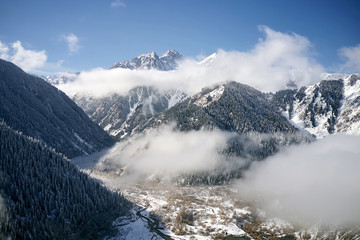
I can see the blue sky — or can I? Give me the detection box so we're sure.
[0,0,359,73]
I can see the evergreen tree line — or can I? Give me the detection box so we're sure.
[0,121,131,239]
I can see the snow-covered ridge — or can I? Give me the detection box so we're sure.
[336,74,360,135]
[199,51,218,66]
[321,73,353,81]
[278,74,360,138]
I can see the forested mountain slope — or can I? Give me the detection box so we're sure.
[0,59,114,158]
[0,121,130,239]
[131,81,298,135]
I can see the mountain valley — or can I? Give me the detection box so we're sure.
[1,50,360,239]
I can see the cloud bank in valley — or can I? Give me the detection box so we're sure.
[58,26,325,97]
[237,134,360,225]
[95,125,239,181]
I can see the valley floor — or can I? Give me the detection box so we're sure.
[72,154,360,240]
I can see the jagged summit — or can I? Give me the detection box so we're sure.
[110,49,183,71]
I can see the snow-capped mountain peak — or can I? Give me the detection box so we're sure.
[110,50,183,71]
[161,49,181,58]
[199,51,219,66]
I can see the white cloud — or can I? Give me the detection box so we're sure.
[0,41,10,59]
[95,125,232,179]
[339,44,360,73]
[58,26,325,98]
[0,40,47,72]
[62,33,80,54]
[81,124,253,186]
[237,134,360,225]
[111,0,126,8]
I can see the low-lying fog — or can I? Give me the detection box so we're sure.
[77,125,360,226]
[237,133,360,226]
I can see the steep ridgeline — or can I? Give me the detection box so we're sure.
[272,74,360,138]
[74,86,186,140]
[0,121,130,239]
[133,81,297,135]
[0,59,114,158]
[110,50,183,70]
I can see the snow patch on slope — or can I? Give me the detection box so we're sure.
[336,74,360,135]
[194,85,225,107]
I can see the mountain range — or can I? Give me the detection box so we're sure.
[41,50,360,141]
[1,50,360,238]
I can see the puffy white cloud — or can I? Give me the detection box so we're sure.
[62,33,80,54]
[237,134,360,225]
[0,40,47,72]
[59,26,325,98]
[339,44,360,73]
[111,0,126,8]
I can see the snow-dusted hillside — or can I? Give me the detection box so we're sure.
[273,74,360,138]
[74,86,187,139]
[110,50,183,71]
[131,81,298,136]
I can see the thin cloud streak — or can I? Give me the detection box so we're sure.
[62,33,80,54]
[111,0,126,8]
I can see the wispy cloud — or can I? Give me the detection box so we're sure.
[0,40,47,72]
[62,33,80,54]
[111,0,126,8]
[339,43,360,73]
[0,41,10,59]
